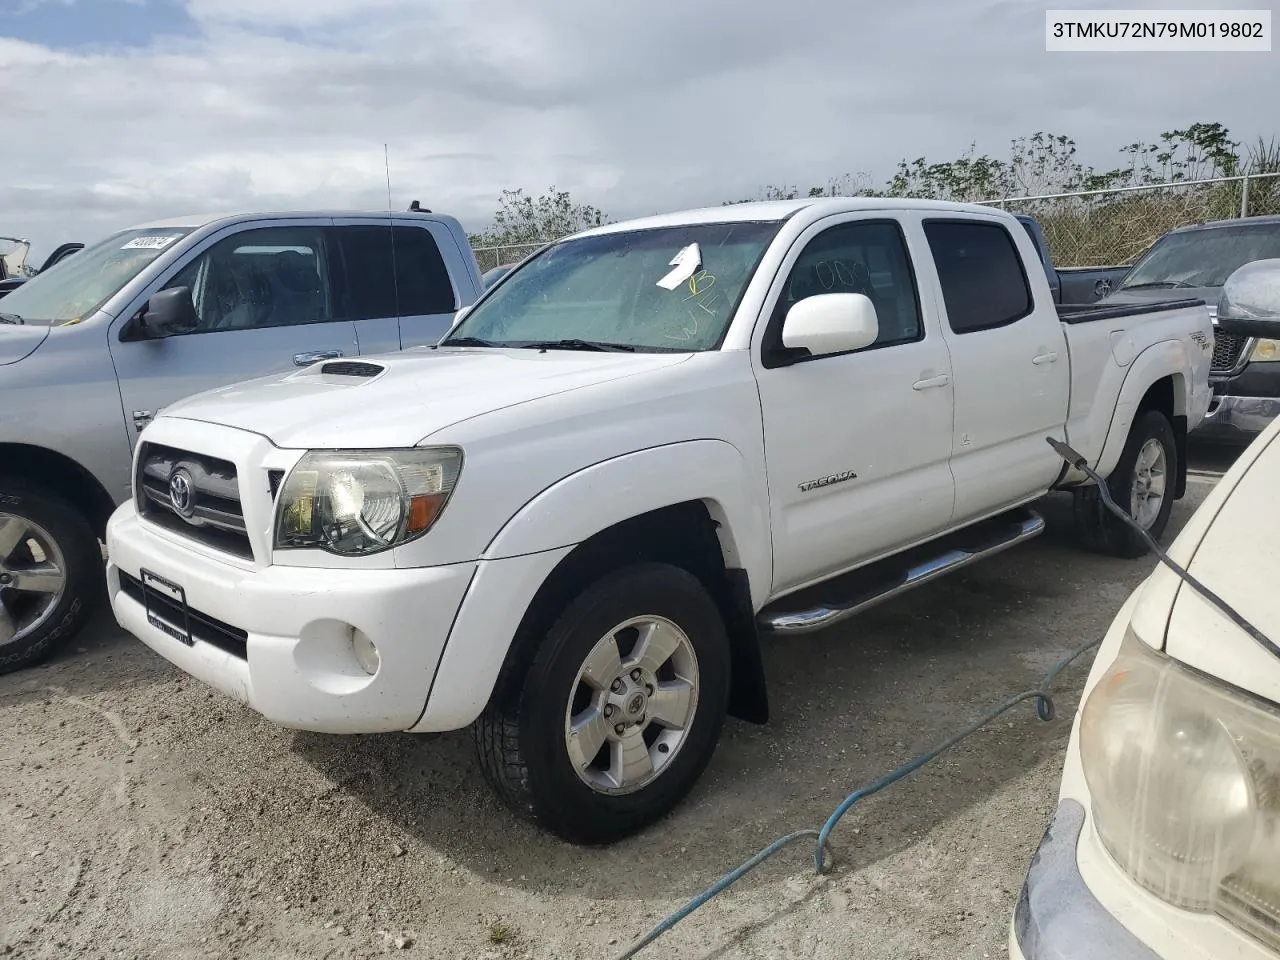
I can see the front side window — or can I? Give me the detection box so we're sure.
[1120,225,1280,291]
[0,227,193,326]
[775,220,923,351]
[159,226,330,333]
[924,220,1033,334]
[444,221,782,352]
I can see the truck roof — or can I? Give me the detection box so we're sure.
[127,210,465,232]
[1167,213,1280,234]
[578,196,1008,238]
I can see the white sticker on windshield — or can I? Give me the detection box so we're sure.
[121,235,179,250]
[656,243,702,290]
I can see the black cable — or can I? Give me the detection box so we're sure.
[1047,437,1280,658]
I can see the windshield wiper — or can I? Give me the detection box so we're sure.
[520,338,636,353]
[1121,280,1197,290]
[438,336,502,348]
[0,312,23,325]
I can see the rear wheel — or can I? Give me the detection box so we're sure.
[1073,410,1177,559]
[0,481,101,675]
[475,562,731,845]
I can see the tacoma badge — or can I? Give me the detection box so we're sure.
[798,470,858,493]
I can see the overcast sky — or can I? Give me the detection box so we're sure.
[1,0,1275,258]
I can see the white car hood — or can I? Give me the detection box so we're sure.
[0,324,51,366]
[159,347,692,449]
[1160,419,1280,705]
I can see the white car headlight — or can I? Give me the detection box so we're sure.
[1080,626,1280,949]
[1250,338,1280,363]
[274,447,462,556]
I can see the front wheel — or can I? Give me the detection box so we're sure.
[0,480,102,675]
[1073,409,1177,559]
[475,562,731,845]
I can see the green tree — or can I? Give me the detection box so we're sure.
[470,186,608,248]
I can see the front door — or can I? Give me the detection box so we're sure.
[109,221,359,447]
[753,216,957,596]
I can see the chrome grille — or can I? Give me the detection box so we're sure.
[1212,332,1248,374]
[135,442,252,560]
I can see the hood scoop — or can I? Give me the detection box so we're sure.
[309,360,386,379]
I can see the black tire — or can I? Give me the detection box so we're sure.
[475,562,731,845]
[1073,410,1178,559]
[0,479,101,675]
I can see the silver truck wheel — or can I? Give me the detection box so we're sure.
[564,615,700,796]
[1073,410,1177,559]
[475,562,731,845]
[1129,437,1168,531]
[0,514,69,647]
[0,480,100,676]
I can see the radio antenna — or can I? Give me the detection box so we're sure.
[384,143,402,322]
[384,143,393,212]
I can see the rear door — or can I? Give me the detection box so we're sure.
[329,220,463,354]
[108,219,359,447]
[921,216,1070,524]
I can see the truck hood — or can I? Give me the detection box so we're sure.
[1104,285,1221,317]
[1159,418,1280,705]
[0,324,51,366]
[160,347,693,449]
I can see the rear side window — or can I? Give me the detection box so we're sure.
[924,220,1033,334]
[330,224,456,321]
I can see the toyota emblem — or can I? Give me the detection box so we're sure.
[168,469,195,517]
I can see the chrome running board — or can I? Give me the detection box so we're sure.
[758,508,1046,636]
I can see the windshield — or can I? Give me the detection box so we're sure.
[0,227,193,326]
[444,221,782,352]
[1120,223,1280,291]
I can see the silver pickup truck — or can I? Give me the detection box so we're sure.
[0,209,484,674]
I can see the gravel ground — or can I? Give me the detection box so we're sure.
[0,446,1241,960]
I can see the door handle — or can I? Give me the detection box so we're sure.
[293,350,343,367]
[912,374,951,391]
[1032,352,1060,365]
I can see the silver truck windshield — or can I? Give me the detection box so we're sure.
[443,221,782,352]
[0,227,192,326]
[1120,223,1280,291]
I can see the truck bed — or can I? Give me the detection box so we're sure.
[1056,296,1208,324]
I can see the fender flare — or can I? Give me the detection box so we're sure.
[1092,339,1190,481]
[482,439,773,608]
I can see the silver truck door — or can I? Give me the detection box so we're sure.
[108,218,359,447]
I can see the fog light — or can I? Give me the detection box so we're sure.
[351,628,380,675]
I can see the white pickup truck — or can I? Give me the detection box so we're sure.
[104,197,1213,844]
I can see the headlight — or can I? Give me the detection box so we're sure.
[1250,338,1280,362]
[1080,627,1280,950]
[274,447,462,556]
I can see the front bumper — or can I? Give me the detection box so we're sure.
[1193,393,1280,442]
[1010,799,1159,960]
[107,502,477,733]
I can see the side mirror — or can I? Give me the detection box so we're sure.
[781,293,879,358]
[1217,258,1280,338]
[140,286,199,338]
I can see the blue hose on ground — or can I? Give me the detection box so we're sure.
[610,635,1103,960]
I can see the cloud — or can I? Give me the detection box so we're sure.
[1,0,1276,258]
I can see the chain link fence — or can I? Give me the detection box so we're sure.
[984,172,1280,267]
[468,174,1280,274]
[470,241,549,273]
